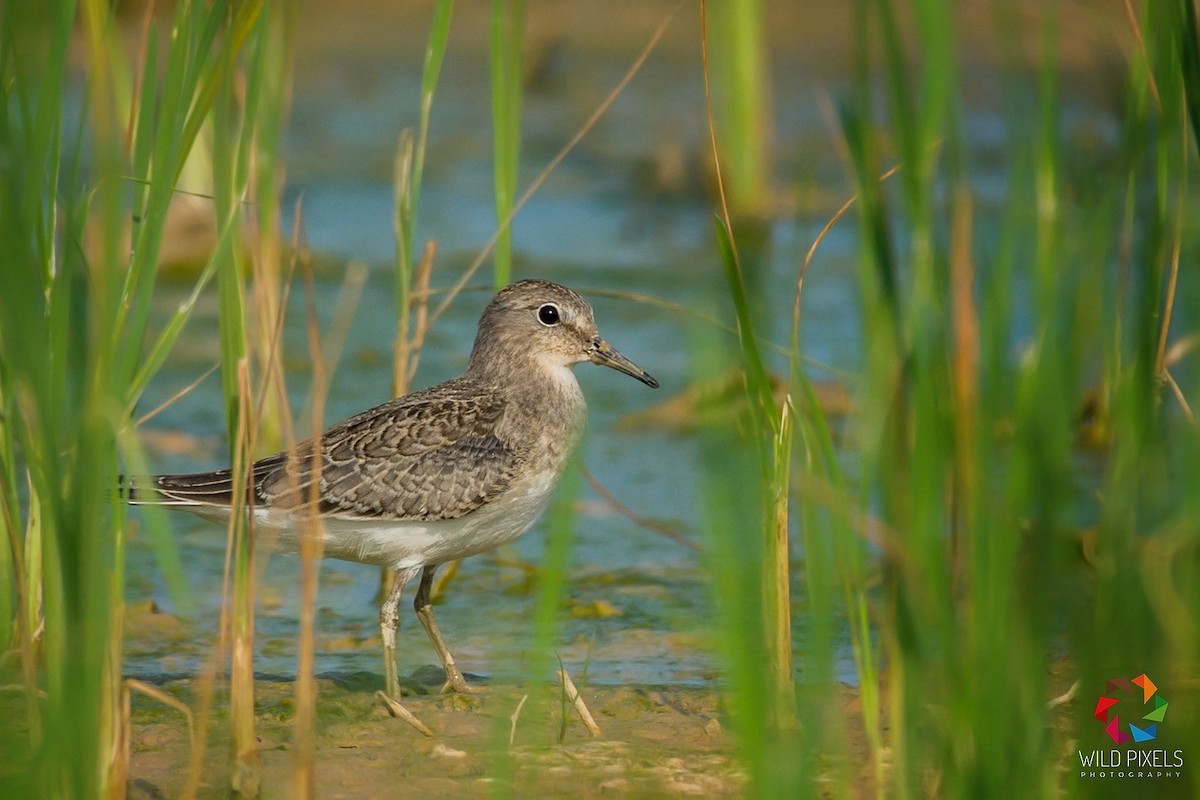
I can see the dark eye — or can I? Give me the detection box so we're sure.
[537,303,560,326]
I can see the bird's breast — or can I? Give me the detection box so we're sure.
[263,463,562,570]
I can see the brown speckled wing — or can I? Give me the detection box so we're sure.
[148,379,521,522]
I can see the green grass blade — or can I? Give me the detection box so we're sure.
[490,0,524,287]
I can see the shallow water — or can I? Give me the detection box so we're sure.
[125,3,1129,692]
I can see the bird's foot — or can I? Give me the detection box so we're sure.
[436,669,484,710]
[439,671,478,696]
[375,690,434,736]
[437,690,481,711]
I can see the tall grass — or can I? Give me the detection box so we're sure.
[698,8,803,796]
[490,0,525,288]
[1,0,668,796]
[379,0,452,698]
[394,0,452,398]
[705,0,772,219]
[5,0,1197,797]
[701,0,1200,797]
[188,3,297,795]
[0,0,293,795]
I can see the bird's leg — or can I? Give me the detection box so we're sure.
[414,564,473,694]
[379,570,408,701]
[376,566,433,734]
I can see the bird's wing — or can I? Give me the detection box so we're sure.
[142,381,521,521]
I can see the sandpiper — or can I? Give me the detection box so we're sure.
[126,279,658,727]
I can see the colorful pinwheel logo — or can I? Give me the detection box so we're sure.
[1093,674,1168,744]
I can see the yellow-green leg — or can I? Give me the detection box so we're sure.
[414,564,473,694]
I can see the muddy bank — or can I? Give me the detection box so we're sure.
[125,677,751,798]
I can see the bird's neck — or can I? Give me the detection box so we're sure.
[470,354,586,446]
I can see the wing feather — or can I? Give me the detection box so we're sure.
[133,378,520,522]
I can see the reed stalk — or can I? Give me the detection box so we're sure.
[700,9,798,795]
[705,0,772,218]
[382,0,453,644]
[0,0,280,794]
[395,0,453,397]
[490,0,525,287]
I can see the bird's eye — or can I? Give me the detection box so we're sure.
[537,303,561,326]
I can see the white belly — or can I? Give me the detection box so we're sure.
[249,467,560,570]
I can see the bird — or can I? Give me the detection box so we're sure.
[124,279,658,728]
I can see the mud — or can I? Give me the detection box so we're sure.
[124,677,750,798]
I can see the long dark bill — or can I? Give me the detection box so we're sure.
[590,338,659,388]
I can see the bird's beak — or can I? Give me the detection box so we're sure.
[589,338,659,388]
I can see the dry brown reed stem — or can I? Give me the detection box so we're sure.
[384,240,434,617]
[768,402,795,727]
[579,464,698,551]
[1163,373,1195,421]
[1047,680,1080,710]
[108,688,130,800]
[250,205,303,592]
[1154,116,1192,421]
[178,199,305,800]
[1119,0,1195,425]
[186,363,251,799]
[395,241,436,397]
[787,470,907,576]
[791,161,903,350]
[589,285,852,370]
[586,289,726,334]
[249,211,288,454]
[949,187,978,591]
[119,679,197,795]
[183,636,222,797]
[1122,0,1162,111]
[314,263,369,400]
[0,476,38,746]
[508,693,529,747]
[698,2,732,232]
[290,249,331,798]
[103,600,123,800]
[375,690,435,737]
[228,183,301,799]
[250,216,304,598]
[179,298,285,799]
[124,0,157,156]
[557,669,601,737]
[132,202,299,430]
[428,0,684,326]
[135,364,222,427]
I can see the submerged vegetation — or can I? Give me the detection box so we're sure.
[1,0,1199,798]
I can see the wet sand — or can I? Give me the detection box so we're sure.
[126,678,748,798]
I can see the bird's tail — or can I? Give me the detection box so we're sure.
[120,469,241,509]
